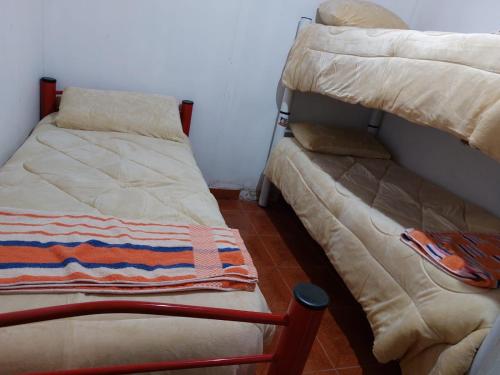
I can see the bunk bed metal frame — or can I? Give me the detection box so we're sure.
[260,17,311,207]
[259,17,384,207]
[0,78,330,375]
[258,17,500,374]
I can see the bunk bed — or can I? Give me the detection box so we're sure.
[260,16,500,375]
[0,79,328,375]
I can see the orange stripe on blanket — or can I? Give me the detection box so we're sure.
[0,245,194,266]
[0,221,189,236]
[222,266,250,275]
[0,272,206,284]
[0,230,191,242]
[0,211,190,229]
[218,251,245,266]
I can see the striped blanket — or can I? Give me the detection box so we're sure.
[402,229,500,288]
[0,208,257,294]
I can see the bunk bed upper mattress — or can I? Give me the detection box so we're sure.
[265,137,500,375]
[0,115,271,374]
[282,24,500,163]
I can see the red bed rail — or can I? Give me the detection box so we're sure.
[0,283,328,375]
[40,77,194,136]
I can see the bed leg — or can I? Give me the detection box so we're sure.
[267,283,329,375]
[258,176,272,207]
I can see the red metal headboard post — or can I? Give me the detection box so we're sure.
[40,77,57,120]
[268,283,329,375]
[180,100,194,136]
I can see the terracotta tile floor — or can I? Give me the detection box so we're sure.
[217,198,401,375]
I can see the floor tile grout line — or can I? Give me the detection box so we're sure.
[335,364,373,370]
[275,267,293,293]
[258,234,297,268]
[257,235,280,268]
[317,336,337,370]
[304,369,340,374]
[242,209,258,234]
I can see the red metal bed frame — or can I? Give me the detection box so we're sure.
[0,77,330,375]
[0,283,328,375]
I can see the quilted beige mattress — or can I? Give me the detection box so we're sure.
[0,115,272,375]
[265,138,500,375]
[282,24,500,163]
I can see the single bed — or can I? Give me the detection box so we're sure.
[265,137,500,375]
[0,81,332,375]
[259,13,500,373]
[0,109,276,374]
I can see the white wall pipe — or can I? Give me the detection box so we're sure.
[259,16,312,207]
[368,109,384,135]
[265,16,312,158]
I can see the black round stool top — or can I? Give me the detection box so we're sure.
[293,283,329,310]
[41,77,56,83]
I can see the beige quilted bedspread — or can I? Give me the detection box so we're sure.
[282,24,500,163]
[0,115,272,375]
[266,138,500,375]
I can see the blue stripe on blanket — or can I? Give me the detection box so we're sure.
[218,247,240,252]
[0,240,193,253]
[0,258,196,271]
[425,244,443,259]
[222,263,242,269]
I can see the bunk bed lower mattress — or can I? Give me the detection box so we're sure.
[0,115,272,375]
[265,138,500,375]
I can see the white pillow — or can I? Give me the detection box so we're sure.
[56,87,186,141]
[318,0,408,29]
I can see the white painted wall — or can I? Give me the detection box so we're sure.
[42,0,413,190]
[377,0,500,217]
[0,0,44,165]
[379,116,500,216]
[42,0,323,189]
[413,0,500,33]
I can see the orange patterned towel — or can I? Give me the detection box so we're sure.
[402,229,500,288]
[0,208,257,294]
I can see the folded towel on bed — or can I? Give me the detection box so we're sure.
[402,229,500,288]
[0,208,257,294]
